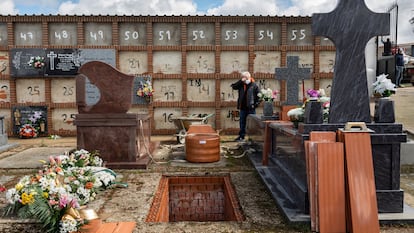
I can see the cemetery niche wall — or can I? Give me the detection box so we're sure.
[0,15,335,136]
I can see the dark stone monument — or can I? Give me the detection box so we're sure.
[246,0,408,224]
[275,56,311,106]
[74,61,151,169]
[312,0,389,123]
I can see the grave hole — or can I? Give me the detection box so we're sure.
[146,174,244,222]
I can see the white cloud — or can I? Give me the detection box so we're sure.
[206,0,278,16]
[57,0,197,15]
[0,0,413,43]
[0,0,17,14]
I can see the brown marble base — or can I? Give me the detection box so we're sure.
[74,113,151,169]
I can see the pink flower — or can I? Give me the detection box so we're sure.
[59,194,70,208]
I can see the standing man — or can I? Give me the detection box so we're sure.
[231,71,260,141]
[395,48,405,87]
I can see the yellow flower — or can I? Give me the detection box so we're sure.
[21,192,35,205]
[15,183,24,191]
[42,192,49,199]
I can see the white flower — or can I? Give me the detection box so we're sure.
[5,188,20,204]
[59,218,78,233]
[287,107,304,121]
[373,74,396,96]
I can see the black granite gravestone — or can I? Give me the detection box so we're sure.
[246,0,408,225]
[312,0,389,123]
[275,56,311,106]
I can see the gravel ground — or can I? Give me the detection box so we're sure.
[0,137,414,233]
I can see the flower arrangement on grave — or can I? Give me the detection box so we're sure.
[257,88,279,102]
[372,73,396,98]
[18,124,38,138]
[18,111,46,138]
[28,56,45,69]
[287,88,331,126]
[3,149,119,233]
[136,80,154,98]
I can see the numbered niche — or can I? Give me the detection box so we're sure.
[153,79,182,102]
[52,108,77,131]
[254,23,281,45]
[286,51,314,71]
[187,23,215,45]
[49,23,77,46]
[12,106,48,135]
[0,23,8,46]
[188,108,216,128]
[119,23,146,46]
[186,51,215,73]
[153,23,181,46]
[319,78,333,96]
[14,23,42,46]
[319,51,336,73]
[287,24,313,46]
[119,51,148,75]
[187,78,215,102]
[220,51,248,73]
[153,107,182,130]
[0,51,9,75]
[0,80,10,103]
[253,51,281,73]
[220,107,240,129]
[16,79,46,103]
[84,23,112,46]
[220,80,238,102]
[51,78,76,103]
[221,23,248,46]
[153,51,182,74]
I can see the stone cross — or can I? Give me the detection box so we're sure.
[312,0,389,123]
[275,56,311,105]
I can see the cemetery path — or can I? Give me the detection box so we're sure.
[0,135,414,232]
[392,85,414,137]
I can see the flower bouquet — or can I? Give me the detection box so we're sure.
[3,149,118,233]
[258,88,278,102]
[18,124,38,138]
[28,56,45,69]
[137,80,154,100]
[373,74,396,98]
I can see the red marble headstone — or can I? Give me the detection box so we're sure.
[75,61,151,169]
[76,61,134,114]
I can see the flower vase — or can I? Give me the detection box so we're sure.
[263,101,273,117]
[374,97,395,123]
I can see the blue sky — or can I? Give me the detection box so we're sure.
[0,0,413,43]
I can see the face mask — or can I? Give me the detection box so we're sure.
[245,79,251,85]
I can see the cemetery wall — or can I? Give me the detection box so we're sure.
[0,15,335,136]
